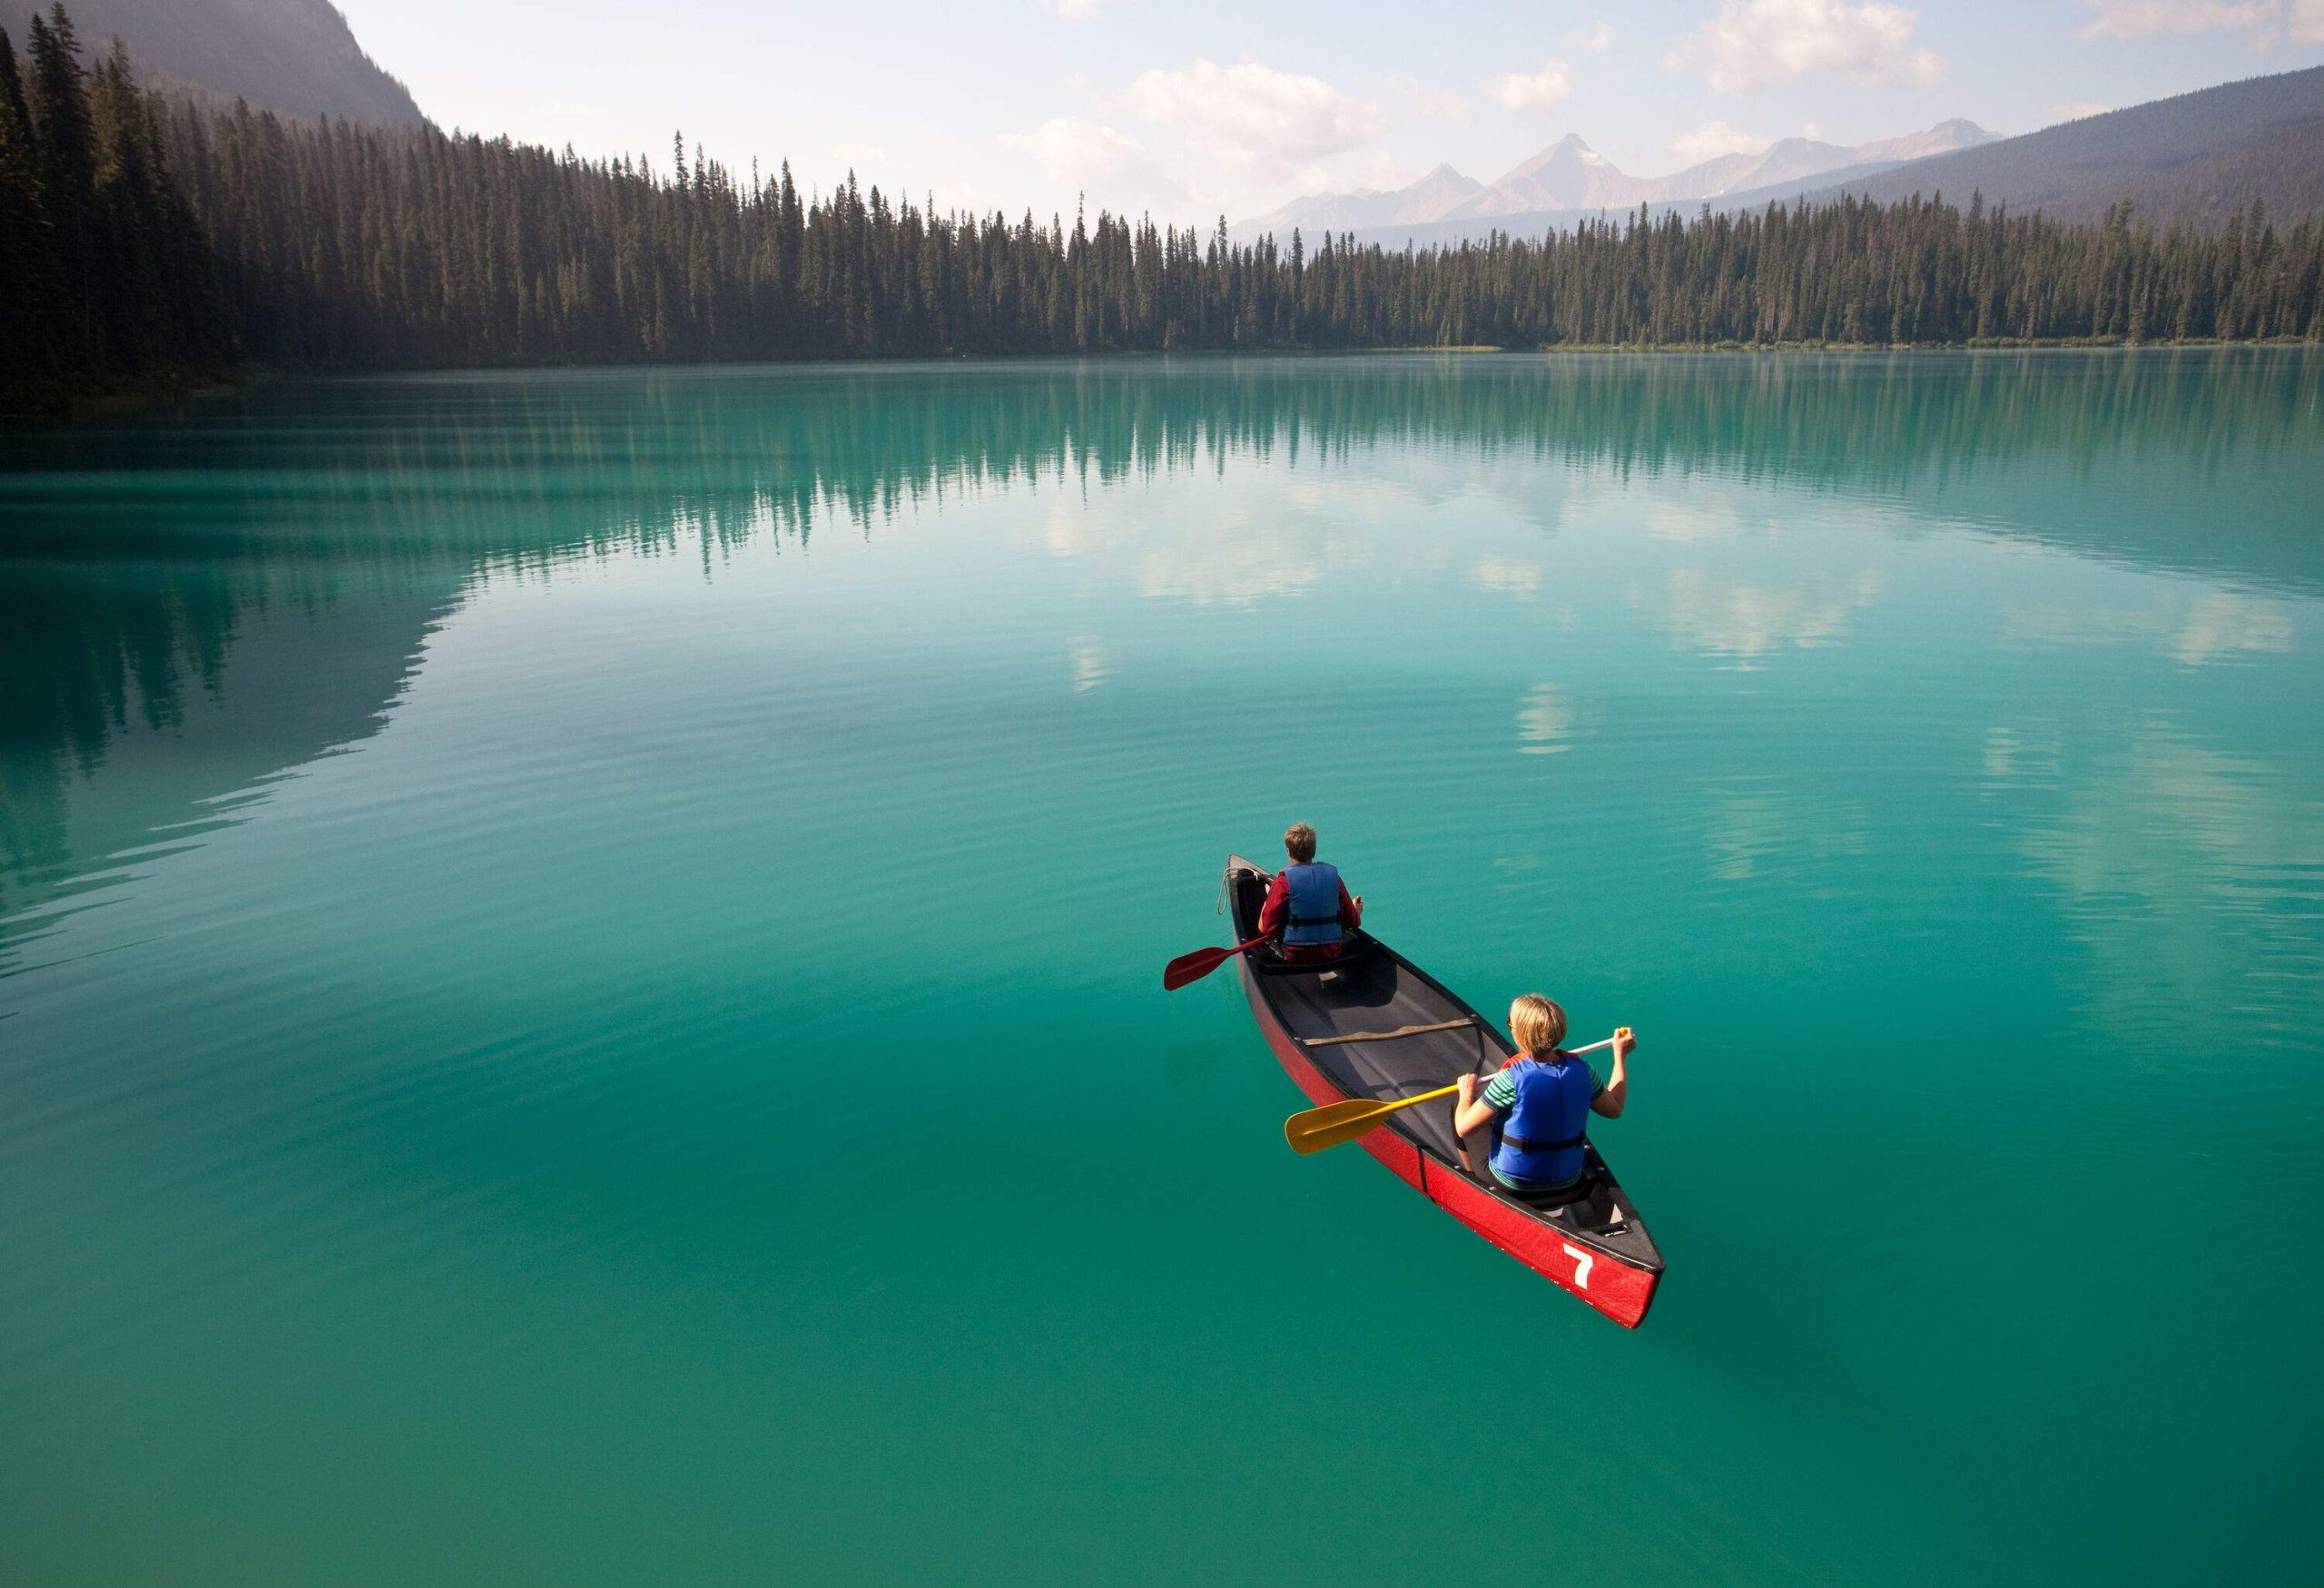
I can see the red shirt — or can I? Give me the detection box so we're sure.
[1258,870,1363,961]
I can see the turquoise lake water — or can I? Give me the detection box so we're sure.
[3,351,2320,1584]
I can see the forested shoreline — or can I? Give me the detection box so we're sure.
[1,8,232,411]
[3,4,2321,414]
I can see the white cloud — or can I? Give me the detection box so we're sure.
[1041,0,1103,20]
[2078,0,2276,38]
[2299,0,2324,42]
[1669,0,1946,94]
[1484,58,1575,113]
[2043,101,2113,123]
[1122,60,1384,182]
[997,118,1187,205]
[830,142,889,168]
[1570,21,1620,50]
[1670,120,1774,164]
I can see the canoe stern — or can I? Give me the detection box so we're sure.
[1419,1158,1659,1328]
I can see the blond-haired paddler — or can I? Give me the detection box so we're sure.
[1453,994,1632,1202]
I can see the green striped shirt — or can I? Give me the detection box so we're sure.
[1482,1058,1601,1112]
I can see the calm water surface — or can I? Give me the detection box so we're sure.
[3,352,2320,1585]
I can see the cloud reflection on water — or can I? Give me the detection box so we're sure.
[2018,721,2324,1060]
[1068,638,1112,693]
[1516,683,1577,755]
[2171,593,2297,667]
[2000,588,2299,667]
[5,350,2321,970]
[1661,567,1886,668]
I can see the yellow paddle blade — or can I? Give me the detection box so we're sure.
[1283,1081,1459,1156]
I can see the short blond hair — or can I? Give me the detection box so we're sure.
[1284,823,1318,863]
[1508,994,1567,1056]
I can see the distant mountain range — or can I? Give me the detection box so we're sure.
[1243,66,2324,244]
[1235,120,1998,244]
[0,0,425,126]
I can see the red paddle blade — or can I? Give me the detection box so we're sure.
[1162,945,1235,991]
[1163,932,1269,991]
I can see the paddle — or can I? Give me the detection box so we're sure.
[1283,1029,1632,1156]
[1164,884,1364,991]
[1162,932,1273,991]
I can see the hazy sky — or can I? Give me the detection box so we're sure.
[334,0,2324,222]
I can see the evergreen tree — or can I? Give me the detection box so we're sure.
[0,8,229,409]
[0,25,69,404]
[25,5,96,341]
[3,2,2319,416]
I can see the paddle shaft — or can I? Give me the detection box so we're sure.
[1282,1031,1628,1155]
[1354,1032,1619,1118]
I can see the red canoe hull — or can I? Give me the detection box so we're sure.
[1224,856,1662,1329]
[1243,988,1658,1327]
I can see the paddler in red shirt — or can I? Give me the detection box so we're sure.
[1258,822,1363,962]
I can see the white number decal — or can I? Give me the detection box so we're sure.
[1561,1245,1594,1290]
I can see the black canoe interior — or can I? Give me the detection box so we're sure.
[1228,858,1662,1273]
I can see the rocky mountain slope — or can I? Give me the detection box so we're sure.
[1799,67,2324,228]
[1,0,424,126]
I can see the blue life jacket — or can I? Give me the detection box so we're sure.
[1490,1053,1595,1187]
[1280,862,1344,947]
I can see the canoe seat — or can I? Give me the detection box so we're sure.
[1489,1174,1598,1213]
[1247,935,1378,977]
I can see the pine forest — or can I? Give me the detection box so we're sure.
[3,4,2320,412]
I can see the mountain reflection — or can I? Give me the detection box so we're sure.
[3,349,2318,957]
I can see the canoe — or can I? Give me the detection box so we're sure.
[1225,855,1664,1327]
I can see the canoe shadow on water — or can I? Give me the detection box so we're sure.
[1647,1208,1886,1436]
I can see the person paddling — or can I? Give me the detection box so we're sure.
[1256,823,1363,963]
[1453,994,1632,1203]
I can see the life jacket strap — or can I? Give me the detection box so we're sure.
[1287,912,1341,927]
[1501,1131,1587,1154]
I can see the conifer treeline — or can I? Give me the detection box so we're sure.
[1,7,231,409]
[3,3,2321,411]
[158,104,2324,368]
